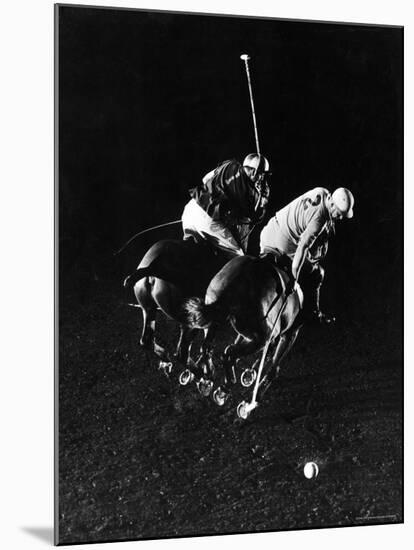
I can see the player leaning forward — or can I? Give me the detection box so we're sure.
[260,187,355,323]
[182,154,271,255]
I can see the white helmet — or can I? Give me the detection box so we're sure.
[243,153,270,174]
[331,188,354,219]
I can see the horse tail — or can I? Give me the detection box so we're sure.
[183,297,226,329]
[123,267,152,288]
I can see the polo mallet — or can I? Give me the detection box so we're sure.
[113,219,182,255]
[240,54,260,155]
[237,282,302,419]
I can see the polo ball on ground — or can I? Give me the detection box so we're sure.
[303,462,319,479]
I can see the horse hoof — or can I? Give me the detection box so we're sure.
[197,377,213,397]
[237,400,257,420]
[159,361,173,376]
[213,387,229,407]
[240,368,257,388]
[179,369,194,386]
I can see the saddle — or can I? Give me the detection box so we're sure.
[260,251,294,288]
[183,232,241,263]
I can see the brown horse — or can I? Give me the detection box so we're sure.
[124,238,235,385]
[183,255,304,418]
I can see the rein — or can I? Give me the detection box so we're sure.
[262,264,289,319]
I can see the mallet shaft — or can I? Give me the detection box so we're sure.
[240,54,260,154]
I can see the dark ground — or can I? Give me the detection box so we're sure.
[58,278,402,544]
[57,5,403,545]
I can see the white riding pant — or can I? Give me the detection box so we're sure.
[181,199,244,256]
[260,216,295,258]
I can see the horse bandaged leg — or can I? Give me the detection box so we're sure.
[222,333,265,388]
[259,327,301,397]
[175,326,198,366]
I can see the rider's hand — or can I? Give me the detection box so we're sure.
[285,277,296,296]
[255,180,270,199]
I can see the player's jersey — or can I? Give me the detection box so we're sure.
[260,187,334,259]
[188,159,265,225]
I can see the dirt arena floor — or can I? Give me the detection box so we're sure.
[58,279,402,544]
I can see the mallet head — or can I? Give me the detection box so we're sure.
[240,54,251,61]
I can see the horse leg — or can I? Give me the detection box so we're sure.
[197,324,219,377]
[175,326,198,367]
[222,331,266,389]
[182,323,217,375]
[236,327,301,419]
[139,306,172,371]
[259,327,301,398]
[139,306,156,351]
[183,325,218,396]
[200,324,218,356]
[135,279,172,374]
[178,322,221,387]
[211,332,266,407]
[135,278,157,351]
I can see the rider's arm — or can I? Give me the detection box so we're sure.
[227,170,268,222]
[292,217,325,280]
[222,163,251,219]
[202,169,216,185]
[292,241,309,280]
[253,181,270,221]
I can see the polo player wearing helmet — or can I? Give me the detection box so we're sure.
[181,154,271,255]
[260,187,355,324]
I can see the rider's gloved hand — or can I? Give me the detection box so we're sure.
[255,180,270,200]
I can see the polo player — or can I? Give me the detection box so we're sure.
[181,154,271,255]
[260,187,355,324]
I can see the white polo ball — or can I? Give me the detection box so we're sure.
[303,461,319,479]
